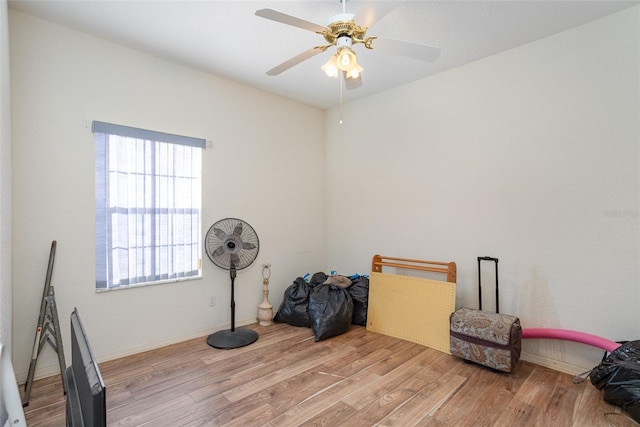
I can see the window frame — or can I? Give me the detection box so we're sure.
[93,121,205,291]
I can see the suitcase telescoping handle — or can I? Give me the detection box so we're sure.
[477,256,499,313]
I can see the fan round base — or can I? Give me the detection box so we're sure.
[206,328,259,349]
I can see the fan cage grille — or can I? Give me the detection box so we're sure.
[205,218,259,271]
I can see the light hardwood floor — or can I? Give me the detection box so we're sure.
[22,322,637,426]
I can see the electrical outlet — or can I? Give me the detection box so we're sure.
[209,295,216,307]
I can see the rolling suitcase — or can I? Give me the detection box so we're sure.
[449,257,522,373]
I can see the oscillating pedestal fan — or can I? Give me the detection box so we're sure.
[205,218,260,349]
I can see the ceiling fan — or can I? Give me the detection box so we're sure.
[255,0,441,89]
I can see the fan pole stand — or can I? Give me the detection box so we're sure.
[207,268,259,349]
[257,263,273,326]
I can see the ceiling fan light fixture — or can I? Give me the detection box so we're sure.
[346,63,363,79]
[336,47,358,71]
[322,54,339,78]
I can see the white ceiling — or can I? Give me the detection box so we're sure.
[8,0,639,110]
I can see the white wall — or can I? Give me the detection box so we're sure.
[0,0,12,354]
[326,7,640,374]
[9,10,325,380]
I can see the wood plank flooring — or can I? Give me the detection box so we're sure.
[22,323,638,426]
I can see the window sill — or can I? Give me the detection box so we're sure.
[96,274,202,293]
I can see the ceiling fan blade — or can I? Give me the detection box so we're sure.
[232,222,243,236]
[255,8,327,33]
[242,242,257,250]
[267,47,324,76]
[344,73,362,90]
[354,1,403,29]
[371,37,441,62]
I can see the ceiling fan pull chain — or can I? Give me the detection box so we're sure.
[339,74,344,125]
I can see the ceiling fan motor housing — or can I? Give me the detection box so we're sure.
[325,13,354,28]
[336,35,352,49]
[323,13,368,46]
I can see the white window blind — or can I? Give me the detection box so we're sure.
[93,121,205,290]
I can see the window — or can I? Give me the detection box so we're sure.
[93,121,204,290]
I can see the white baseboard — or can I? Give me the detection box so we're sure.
[19,325,593,384]
[520,351,592,377]
[96,316,259,364]
[16,318,257,384]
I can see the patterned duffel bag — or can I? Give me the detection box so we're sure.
[449,307,522,373]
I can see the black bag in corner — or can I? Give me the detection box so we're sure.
[309,272,329,288]
[590,340,640,422]
[348,275,369,326]
[308,284,353,341]
[274,277,312,327]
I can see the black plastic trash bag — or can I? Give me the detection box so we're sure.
[348,275,369,326]
[590,340,640,422]
[308,284,353,341]
[309,272,328,288]
[274,277,312,327]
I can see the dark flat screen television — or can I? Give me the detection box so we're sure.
[65,308,106,427]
